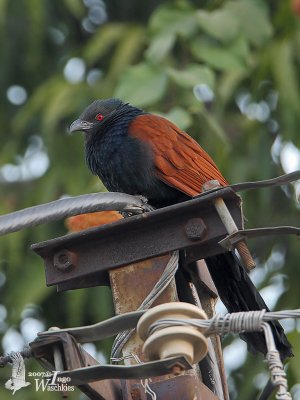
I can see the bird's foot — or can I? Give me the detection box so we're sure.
[122,195,155,217]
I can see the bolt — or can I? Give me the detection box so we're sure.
[171,364,183,376]
[202,180,256,271]
[235,241,256,270]
[53,249,77,271]
[185,218,206,240]
[130,387,142,400]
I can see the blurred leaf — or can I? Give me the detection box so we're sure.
[233,353,265,399]
[65,289,89,326]
[83,23,128,65]
[197,8,239,43]
[218,69,250,105]
[145,33,175,63]
[226,0,273,46]
[148,4,198,38]
[191,40,246,71]
[115,63,167,107]
[13,77,64,134]
[107,25,145,80]
[63,0,85,18]
[42,83,80,134]
[287,330,300,382]
[198,107,229,144]
[26,0,45,71]
[271,40,300,111]
[167,64,215,89]
[0,0,7,26]
[229,35,250,62]
[145,1,197,64]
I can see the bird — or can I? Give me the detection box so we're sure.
[70,98,292,360]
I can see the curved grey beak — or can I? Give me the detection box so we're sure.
[69,119,94,133]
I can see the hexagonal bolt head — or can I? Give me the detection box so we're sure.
[185,218,206,240]
[53,249,77,271]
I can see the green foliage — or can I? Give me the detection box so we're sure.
[191,39,248,70]
[1,0,300,398]
[196,0,273,46]
[115,63,168,106]
[167,64,215,89]
[197,8,240,43]
[148,4,198,38]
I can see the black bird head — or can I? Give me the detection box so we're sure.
[69,98,124,134]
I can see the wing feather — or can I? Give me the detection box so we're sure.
[129,114,228,197]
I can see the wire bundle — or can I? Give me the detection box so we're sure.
[148,309,300,400]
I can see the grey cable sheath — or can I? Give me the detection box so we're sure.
[37,310,145,343]
[0,192,152,236]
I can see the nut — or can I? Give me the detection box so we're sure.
[130,387,141,400]
[53,249,77,271]
[171,364,183,376]
[185,218,206,240]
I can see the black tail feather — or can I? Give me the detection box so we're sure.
[205,253,293,361]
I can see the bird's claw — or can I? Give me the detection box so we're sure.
[121,196,155,217]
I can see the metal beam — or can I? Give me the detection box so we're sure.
[31,187,242,290]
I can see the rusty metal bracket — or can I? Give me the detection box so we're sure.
[219,226,300,251]
[56,356,192,386]
[38,310,144,343]
[31,187,243,290]
[30,331,121,400]
[30,330,192,398]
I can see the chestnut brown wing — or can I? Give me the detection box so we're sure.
[129,114,228,197]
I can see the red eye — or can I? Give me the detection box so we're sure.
[95,113,104,121]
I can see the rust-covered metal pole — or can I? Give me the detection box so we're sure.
[32,191,244,399]
[109,254,228,399]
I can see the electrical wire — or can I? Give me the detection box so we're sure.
[0,192,152,236]
[148,310,299,400]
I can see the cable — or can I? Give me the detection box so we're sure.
[0,192,152,236]
[148,309,300,335]
[148,310,299,400]
[1,308,299,399]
